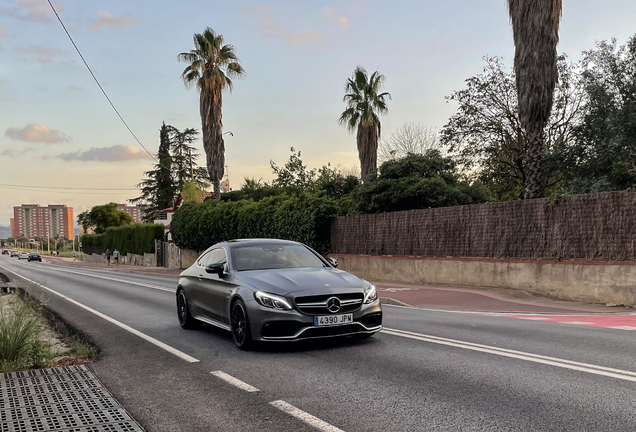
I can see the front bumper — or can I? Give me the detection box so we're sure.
[246,299,383,341]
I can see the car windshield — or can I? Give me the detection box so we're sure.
[233,244,326,271]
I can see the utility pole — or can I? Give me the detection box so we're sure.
[189,150,194,181]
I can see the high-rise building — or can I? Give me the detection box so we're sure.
[117,204,150,223]
[11,204,74,239]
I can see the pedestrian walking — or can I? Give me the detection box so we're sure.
[105,249,111,266]
[113,248,120,266]
[72,250,76,261]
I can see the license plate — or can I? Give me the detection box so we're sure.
[314,314,353,326]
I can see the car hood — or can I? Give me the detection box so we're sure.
[234,267,367,296]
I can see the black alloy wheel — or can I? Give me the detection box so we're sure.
[176,290,200,329]
[231,300,253,350]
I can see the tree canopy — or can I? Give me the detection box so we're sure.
[78,203,133,235]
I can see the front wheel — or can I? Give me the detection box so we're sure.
[176,290,201,329]
[231,300,253,350]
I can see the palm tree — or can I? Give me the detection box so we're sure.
[339,66,391,182]
[507,0,562,199]
[178,27,245,199]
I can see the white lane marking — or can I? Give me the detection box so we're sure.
[517,317,551,321]
[560,321,594,325]
[608,326,636,331]
[383,327,636,382]
[210,371,259,392]
[0,264,199,363]
[20,263,175,293]
[270,400,345,432]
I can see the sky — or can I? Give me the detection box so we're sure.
[1,0,635,226]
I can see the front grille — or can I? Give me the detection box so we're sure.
[294,292,364,315]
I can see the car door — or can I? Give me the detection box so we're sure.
[194,247,233,324]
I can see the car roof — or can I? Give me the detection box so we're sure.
[224,238,301,249]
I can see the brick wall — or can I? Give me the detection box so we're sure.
[330,190,636,260]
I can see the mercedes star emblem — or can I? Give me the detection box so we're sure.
[326,297,341,313]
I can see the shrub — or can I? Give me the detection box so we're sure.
[171,193,337,254]
[0,298,52,373]
[81,223,164,255]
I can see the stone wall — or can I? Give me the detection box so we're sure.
[332,254,636,307]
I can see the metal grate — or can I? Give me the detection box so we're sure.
[0,366,144,432]
[0,389,110,410]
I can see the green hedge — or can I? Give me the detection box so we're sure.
[170,194,337,254]
[81,224,164,255]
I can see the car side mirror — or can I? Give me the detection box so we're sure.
[205,262,225,276]
[326,257,338,268]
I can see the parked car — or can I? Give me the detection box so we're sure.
[27,252,42,262]
[1,249,8,255]
[18,251,29,260]
[176,239,382,350]
[10,250,19,257]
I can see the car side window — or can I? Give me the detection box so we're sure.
[196,251,211,267]
[207,248,227,266]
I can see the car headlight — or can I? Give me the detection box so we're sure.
[363,285,378,304]
[254,291,292,310]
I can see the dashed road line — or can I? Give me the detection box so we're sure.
[210,371,259,392]
[0,264,199,364]
[270,400,345,432]
[383,327,636,383]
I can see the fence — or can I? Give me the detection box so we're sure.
[330,190,636,260]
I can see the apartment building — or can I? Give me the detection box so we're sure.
[11,204,74,239]
[117,204,150,223]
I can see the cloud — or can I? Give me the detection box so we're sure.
[91,11,140,31]
[0,147,34,158]
[248,5,321,47]
[5,124,69,143]
[2,0,64,23]
[323,7,351,28]
[0,25,6,37]
[23,45,67,64]
[58,145,151,162]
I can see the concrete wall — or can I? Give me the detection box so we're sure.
[180,249,200,269]
[143,253,157,267]
[166,243,181,269]
[332,254,636,307]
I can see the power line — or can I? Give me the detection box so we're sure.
[46,0,158,163]
[0,183,136,191]
[0,186,130,195]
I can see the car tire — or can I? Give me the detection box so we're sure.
[176,289,201,330]
[230,299,254,350]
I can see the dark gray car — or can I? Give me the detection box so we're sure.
[176,239,382,349]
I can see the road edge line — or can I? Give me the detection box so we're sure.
[0,264,199,364]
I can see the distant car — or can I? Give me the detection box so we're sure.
[18,251,29,260]
[176,239,382,350]
[10,250,19,257]
[1,249,8,255]
[27,252,42,262]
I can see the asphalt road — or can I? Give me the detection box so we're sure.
[1,256,636,432]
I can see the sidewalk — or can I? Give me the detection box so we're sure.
[374,280,631,314]
[42,256,627,314]
[44,256,182,277]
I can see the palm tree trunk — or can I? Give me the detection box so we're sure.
[200,82,225,200]
[524,125,543,199]
[357,125,378,182]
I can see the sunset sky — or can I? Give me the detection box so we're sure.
[1,0,635,226]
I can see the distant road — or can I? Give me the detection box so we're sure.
[1,257,636,432]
